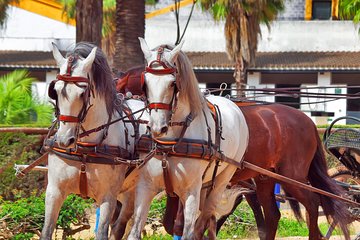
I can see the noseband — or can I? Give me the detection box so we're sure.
[142,46,179,113]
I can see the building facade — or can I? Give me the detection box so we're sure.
[0,0,359,124]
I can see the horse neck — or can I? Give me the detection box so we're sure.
[168,95,209,138]
[172,96,192,122]
[80,94,124,146]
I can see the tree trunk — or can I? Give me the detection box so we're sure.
[114,0,145,73]
[234,59,247,98]
[75,0,103,47]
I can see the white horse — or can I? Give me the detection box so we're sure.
[124,38,249,240]
[41,42,143,239]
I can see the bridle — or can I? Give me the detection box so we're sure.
[141,46,179,118]
[48,54,94,139]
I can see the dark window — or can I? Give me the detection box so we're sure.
[347,86,360,111]
[312,1,331,20]
[275,84,300,109]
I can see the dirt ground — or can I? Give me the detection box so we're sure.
[64,207,360,240]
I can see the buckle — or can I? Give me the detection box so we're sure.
[80,164,86,173]
[185,114,193,126]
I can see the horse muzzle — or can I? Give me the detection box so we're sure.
[56,128,77,148]
[147,121,169,138]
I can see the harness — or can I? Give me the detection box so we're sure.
[140,46,229,196]
[44,55,154,197]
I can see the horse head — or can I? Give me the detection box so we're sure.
[50,43,97,148]
[139,37,184,137]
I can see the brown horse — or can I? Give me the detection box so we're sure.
[222,103,351,240]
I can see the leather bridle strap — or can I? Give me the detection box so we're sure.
[148,103,172,111]
[145,66,176,75]
[57,74,90,83]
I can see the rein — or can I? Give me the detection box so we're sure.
[78,106,147,138]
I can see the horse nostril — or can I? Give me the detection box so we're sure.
[160,126,168,134]
[146,125,151,132]
[68,137,75,146]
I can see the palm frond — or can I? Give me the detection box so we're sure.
[0,70,53,124]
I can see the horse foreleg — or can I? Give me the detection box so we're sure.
[195,166,236,240]
[128,184,157,240]
[96,197,117,240]
[181,189,201,240]
[41,186,66,240]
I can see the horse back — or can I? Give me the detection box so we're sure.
[231,103,319,182]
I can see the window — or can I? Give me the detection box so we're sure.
[275,84,301,109]
[312,1,331,20]
[347,87,360,112]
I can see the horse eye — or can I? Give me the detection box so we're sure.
[170,82,176,88]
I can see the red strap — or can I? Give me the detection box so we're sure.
[59,115,80,123]
[57,74,90,83]
[148,103,172,111]
[145,66,176,75]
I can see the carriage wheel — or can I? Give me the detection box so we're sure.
[328,166,360,185]
[325,166,360,239]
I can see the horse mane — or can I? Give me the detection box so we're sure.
[155,45,205,117]
[67,42,117,115]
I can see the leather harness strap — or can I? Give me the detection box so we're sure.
[15,152,49,178]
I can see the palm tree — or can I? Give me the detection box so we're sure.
[60,0,103,46]
[0,70,53,125]
[59,0,146,71]
[0,0,18,28]
[113,0,145,73]
[339,0,360,21]
[199,0,284,96]
[75,0,103,46]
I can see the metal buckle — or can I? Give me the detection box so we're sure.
[80,163,86,173]
[162,153,168,169]
[186,114,193,126]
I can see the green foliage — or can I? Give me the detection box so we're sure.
[147,195,167,222]
[57,194,93,230]
[0,70,53,125]
[0,132,44,200]
[339,0,360,20]
[277,217,309,237]
[217,201,258,239]
[0,193,93,239]
[198,0,284,25]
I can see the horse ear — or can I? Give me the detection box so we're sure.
[138,37,152,61]
[168,40,184,64]
[52,42,65,67]
[82,47,97,73]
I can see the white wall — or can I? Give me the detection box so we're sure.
[247,72,275,103]
[0,6,75,51]
[3,5,360,53]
